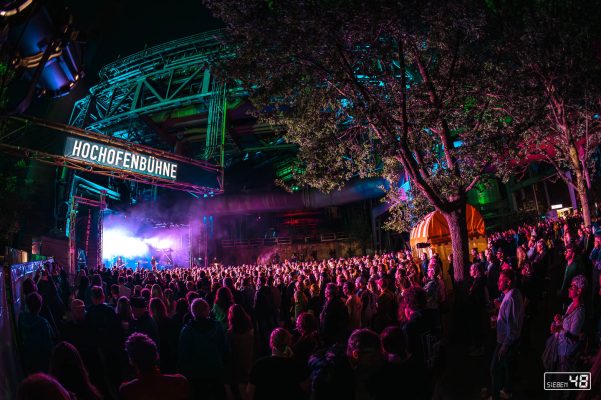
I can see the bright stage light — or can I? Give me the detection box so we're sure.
[103,229,149,259]
[144,237,174,249]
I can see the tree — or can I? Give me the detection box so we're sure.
[495,0,601,226]
[203,0,513,282]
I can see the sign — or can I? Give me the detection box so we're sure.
[551,204,563,210]
[0,116,222,194]
[64,137,178,180]
[544,372,591,391]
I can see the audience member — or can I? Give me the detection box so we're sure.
[19,292,53,374]
[248,328,306,400]
[17,373,71,400]
[489,269,524,400]
[226,304,254,400]
[49,341,101,400]
[120,333,189,400]
[178,298,227,400]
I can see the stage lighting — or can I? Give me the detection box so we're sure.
[103,229,149,260]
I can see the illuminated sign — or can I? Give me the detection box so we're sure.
[551,204,563,210]
[64,137,178,180]
[0,116,222,194]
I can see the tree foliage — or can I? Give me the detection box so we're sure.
[207,0,515,199]
[203,0,521,280]
[492,0,601,224]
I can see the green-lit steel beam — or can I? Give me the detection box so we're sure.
[68,29,241,168]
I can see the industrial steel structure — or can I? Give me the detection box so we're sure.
[69,30,230,168]
[67,194,105,274]
[68,29,299,190]
[0,115,223,194]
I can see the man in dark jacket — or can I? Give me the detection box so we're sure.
[37,268,65,327]
[130,296,159,344]
[374,278,397,332]
[400,287,440,375]
[18,292,53,374]
[178,298,227,400]
[248,328,306,400]
[85,286,124,391]
[254,276,277,355]
[559,244,584,299]
[86,286,123,349]
[320,283,349,345]
[486,251,501,300]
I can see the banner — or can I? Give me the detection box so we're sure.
[64,137,178,180]
[0,116,223,194]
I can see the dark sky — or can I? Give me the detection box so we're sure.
[30,0,224,121]
[68,0,223,81]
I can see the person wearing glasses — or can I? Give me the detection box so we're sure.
[558,244,584,299]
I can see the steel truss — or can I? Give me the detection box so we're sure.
[69,29,232,167]
[0,116,223,194]
[68,193,105,275]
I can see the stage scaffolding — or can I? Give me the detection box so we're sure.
[67,193,106,275]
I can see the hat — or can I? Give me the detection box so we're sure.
[130,296,147,308]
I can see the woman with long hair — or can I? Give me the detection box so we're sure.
[226,304,254,400]
[150,284,165,303]
[163,288,174,314]
[293,281,308,322]
[515,245,526,270]
[172,298,189,325]
[149,297,177,373]
[49,341,102,400]
[149,297,168,322]
[76,275,92,308]
[116,296,134,336]
[292,312,321,367]
[212,286,235,328]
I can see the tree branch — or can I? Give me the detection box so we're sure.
[411,44,460,179]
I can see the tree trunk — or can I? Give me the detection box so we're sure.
[576,175,592,226]
[443,201,471,341]
[569,144,592,226]
[442,203,470,283]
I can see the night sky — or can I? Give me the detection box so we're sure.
[29,0,223,121]
[67,0,222,81]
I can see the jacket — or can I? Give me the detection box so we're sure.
[177,317,227,380]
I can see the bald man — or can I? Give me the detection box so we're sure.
[178,298,227,399]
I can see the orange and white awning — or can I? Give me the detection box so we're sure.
[410,204,486,247]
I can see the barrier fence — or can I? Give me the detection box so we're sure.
[0,259,52,398]
[1,264,19,399]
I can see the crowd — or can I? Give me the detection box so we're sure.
[12,214,601,400]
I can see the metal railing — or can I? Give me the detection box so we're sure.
[221,232,352,248]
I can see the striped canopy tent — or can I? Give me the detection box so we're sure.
[410,204,487,290]
[410,204,486,247]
